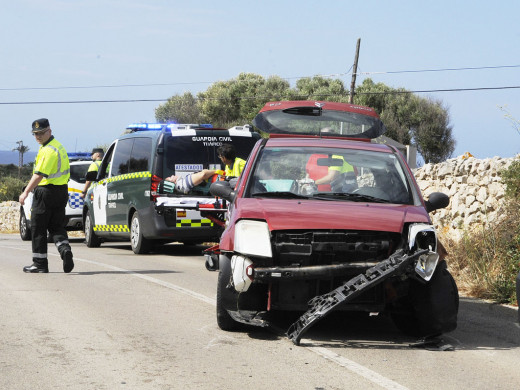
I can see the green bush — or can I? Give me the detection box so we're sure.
[0,176,26,202]
[502,158,520,200]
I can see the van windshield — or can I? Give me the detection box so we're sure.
[163,131,260,195]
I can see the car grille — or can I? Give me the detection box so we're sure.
[272,230,400,267]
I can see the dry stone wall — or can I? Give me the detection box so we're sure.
[415,154,517,240]
[0,155,517,239]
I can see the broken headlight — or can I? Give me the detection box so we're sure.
[234,220,272,258]
[408,223,439,281]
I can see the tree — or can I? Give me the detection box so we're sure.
[155,92,202,124]
[294,76,347,101]
[197,73,292,128]
[355,78,455,163]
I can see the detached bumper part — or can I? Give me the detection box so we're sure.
[286,249,429,345]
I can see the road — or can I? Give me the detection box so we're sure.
[1,233,519,390]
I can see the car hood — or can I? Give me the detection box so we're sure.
[231,198,430,233]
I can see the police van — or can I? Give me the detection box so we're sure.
[20,152,92,241]
[82,123,261,254]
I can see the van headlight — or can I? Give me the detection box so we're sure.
[408,223,438,281]
[234,220,272,258]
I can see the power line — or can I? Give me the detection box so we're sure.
[0,64,518,92]
[359,64,520,76]
[1,85,519,105]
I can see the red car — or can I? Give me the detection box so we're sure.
[209,101,459,345]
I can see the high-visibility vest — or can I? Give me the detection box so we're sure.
[88,160,101,173]
[225,157,246,177]
[34,137,70,186]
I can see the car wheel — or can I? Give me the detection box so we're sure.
[130,212,150,254]
[391,260,459,337]
[19,208,31,241]
[84,212,101,248]
[216,254,241,331]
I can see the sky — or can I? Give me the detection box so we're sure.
[1,0,519,163]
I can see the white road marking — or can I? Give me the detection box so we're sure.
[7,244,410,390]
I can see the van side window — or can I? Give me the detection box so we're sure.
[111,139,133,176]
[129,138,152,173]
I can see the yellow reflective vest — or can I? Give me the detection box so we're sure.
[87,160,101,173]
[34,137,70,186]
[224,157,246,177]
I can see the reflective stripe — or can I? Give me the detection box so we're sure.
[176,219,214,227]
[55,240,70,247]
[45,144,70,179]
[94,224,130,232]
[35,138,70,185]
[32,253,48,258]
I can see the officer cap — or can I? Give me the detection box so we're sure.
[91,148,104,154]
[31,118,50,134]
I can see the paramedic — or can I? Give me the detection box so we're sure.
[19,118,74,273]
[217,144,246,177]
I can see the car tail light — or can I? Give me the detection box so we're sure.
[150,174,162,201]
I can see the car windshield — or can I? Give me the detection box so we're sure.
[247,146,415,204]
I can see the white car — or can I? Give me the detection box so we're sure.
[19,154,91,241]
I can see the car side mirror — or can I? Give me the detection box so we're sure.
[425,192,449,213]
[210,181,236,202]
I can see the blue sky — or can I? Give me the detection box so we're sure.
[1,0,519,162]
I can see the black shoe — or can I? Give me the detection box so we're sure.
[62,250,74,273]
[23,264,49,273]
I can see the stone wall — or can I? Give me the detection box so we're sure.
[0,154,517,238]
[415,154,517,240]
[0,201,20,233]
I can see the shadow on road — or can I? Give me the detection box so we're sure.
[240,299,520,351]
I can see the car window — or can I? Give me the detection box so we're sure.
[69,164,89,184]
[162,132,259,195]
[110,138,134,176]
[129,137,152,173]
[249,146,414,204]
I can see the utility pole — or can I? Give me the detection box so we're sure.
[348,38,361,104]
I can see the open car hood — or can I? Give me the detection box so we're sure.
[252,101,387,139]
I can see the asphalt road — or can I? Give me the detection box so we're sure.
[1,233,519,390]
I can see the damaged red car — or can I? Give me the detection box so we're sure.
[208,101,459,345]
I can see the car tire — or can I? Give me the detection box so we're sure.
[391,260,459,337]
[19,208,31,241]
[216,254,241,331]
[130,212,150,254]
[84,212,101,248]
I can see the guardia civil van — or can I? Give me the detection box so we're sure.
[82,123,261,254]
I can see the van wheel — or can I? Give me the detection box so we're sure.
[84,212,101,248]
[130,212,150,254]
[19,209,31,241]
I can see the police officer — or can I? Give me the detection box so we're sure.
[19,118,74,273]
[80,147,104,198]
[217,144,246,177]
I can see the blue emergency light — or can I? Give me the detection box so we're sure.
[68,152,91,160]
[126,123,213,132]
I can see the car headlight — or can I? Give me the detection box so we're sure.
[408,223,437,252]
[234,220,272,258]
[408,223,438,281]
